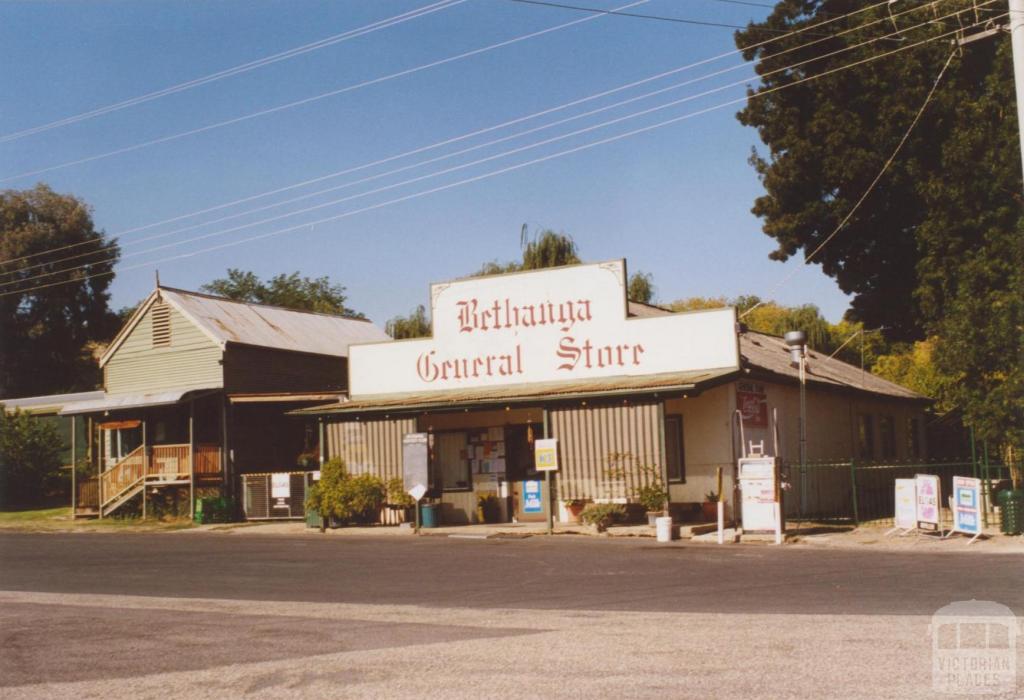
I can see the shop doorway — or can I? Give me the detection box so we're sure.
[505,424,549,523]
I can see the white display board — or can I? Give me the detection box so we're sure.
[738,456,780,533]
[402,433,430,502]
[349,261,739,397]
[271,473,290,499]
[915,473,942,533]
[893,479,917,531]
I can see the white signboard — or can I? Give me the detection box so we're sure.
[402,432,430,502]
[349,261,739,397]
[738,457,780,533]
[893,479,917,531]
[271,473,290,499]
[915,473,942,532]
[949,476,982,542]
[534,438,558,472]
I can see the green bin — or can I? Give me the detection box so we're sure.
[420,503,440,528]
[996,489,1024,535]
[306,507,322,529]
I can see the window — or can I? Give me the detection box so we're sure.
[664,415,685,483]
[907,417,922,459]
[151,303,171,347]
[857,414,875,460]
[436,432,470,491]
[879,416,896,459]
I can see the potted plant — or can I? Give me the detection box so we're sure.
[476,494,501,524]
[563,498,587,523]
[580,503,627,533]
[386,478,415,522]
[635,479,669,526]
[703,490,719,522]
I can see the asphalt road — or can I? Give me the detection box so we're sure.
[2,532,1022,699]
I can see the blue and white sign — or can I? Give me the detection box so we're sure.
[523,480,543,513]
[949,476,983,543]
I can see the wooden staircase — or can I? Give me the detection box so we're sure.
[99,445,146,517]
[98,443,221,516]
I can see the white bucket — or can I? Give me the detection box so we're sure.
[656,516,674,542]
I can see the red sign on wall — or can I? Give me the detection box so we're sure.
[737,382,768,428]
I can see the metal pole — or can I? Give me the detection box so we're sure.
[799,351,808,517]
[189,399,195,520]
[70,416,76,519]
[543,408,552,535]
[850,459,860,526]
[1011,0,1024,188]
[141,420,147,521]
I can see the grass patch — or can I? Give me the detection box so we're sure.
[0,507,68,522]
[0,507,194,531]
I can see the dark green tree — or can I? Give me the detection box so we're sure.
[0,410,63,507]
[202,269,364,317]
[0,184,121,398]
[387,304,431,339]
[735,3,1020,341]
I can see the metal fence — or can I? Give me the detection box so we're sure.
[782,458,1017,525]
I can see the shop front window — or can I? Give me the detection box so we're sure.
[436,432,471,491]
[664,415,685,483]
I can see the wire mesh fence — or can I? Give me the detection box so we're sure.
[782,458,1019,525]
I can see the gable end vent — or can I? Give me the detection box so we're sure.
[152,303,171,347]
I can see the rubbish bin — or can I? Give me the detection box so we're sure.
[996,489,1023,535]
[306,507,322,529]
[420,503,440,528]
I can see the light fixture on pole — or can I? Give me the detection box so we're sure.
[784,330,808,517]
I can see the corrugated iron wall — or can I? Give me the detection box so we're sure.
[325,417,416,525]
[326,418,415,480]
[551,402,663,501]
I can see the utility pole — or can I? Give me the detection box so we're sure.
[1012,0,1024,187]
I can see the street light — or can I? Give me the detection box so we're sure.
[784,331,808,517]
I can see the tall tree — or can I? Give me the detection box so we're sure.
[202,269,364,317]
[735,3,1020,341]
[737,2,1022,453]
[387,304,431,339]
[627,271,655,303]
[0,184,120,398]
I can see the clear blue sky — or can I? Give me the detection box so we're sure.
[1,0,852,324]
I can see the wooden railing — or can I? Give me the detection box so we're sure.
[76,477,99,509]
[194,444,221,476]
[100,445,146,503]
[148,444,190,480]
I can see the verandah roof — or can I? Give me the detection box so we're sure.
[58,387,220,415]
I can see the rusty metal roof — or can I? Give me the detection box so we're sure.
[292,367,736,416]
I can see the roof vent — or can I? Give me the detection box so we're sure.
[152,303,171,347]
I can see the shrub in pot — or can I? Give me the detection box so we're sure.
[635,478,668,526]
[563,498,587,523]
[580,503,627,532]
[702,490,720,522]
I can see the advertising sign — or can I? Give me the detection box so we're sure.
[915,474,942,532]
[523,480,543,513]
[349,261,739,397]
[738,457,780,533]
[271,473,290,499]
[949,476,982,542]
[736,381,768,428]
[402,433,430,502]
[534,438,558,472]
[893,478,917,531]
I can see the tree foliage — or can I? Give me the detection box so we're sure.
[201,269,363,317]
[737,3,1022,452]
[305,458,386,529]
[736,3,1020,342]
[0,185,121,398]
[0,410,63,507]
[627,271,655,303]
[472,228,581,276]
[871,338,952,410]
[386,304,431,340]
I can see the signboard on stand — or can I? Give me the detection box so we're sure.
[947,476,983,543]
[402,433,430,502]
[915,474,942,534]
[892,478,917,532]
[534,439,558,471]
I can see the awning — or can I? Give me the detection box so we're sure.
[228,392,345,404]
[291,367,738,417]
[59,387,220,415]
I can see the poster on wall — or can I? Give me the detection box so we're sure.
[948,476,983,543]
[523,480,543,513]
[915,474,942,533]
[271,473,290,499]
[736,382,768,428]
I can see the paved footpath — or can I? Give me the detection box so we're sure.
[1,531,1021,699]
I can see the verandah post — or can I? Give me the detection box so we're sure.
[850,459,859,526]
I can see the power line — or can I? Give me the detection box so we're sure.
[1,0,938,268]
[0,0,652,185]
[3,15,995,298]
[0,0,467,145]
[739,48,961,320]
[3,1,981,287]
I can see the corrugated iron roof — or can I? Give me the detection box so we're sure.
[1,390,104,415]
[625,301,925,400]
[293,367,736,415]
